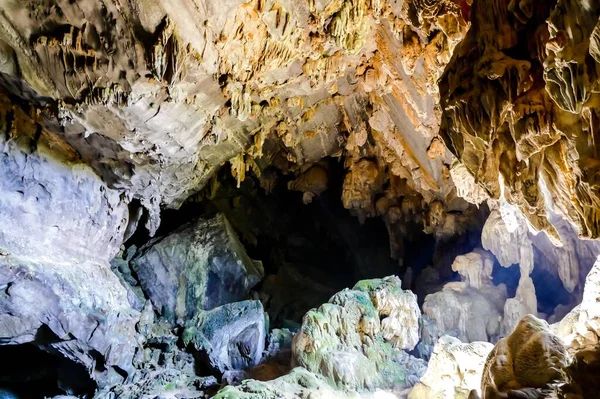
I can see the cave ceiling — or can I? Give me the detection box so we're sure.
[1,0,600,246]
[0,0,472,239]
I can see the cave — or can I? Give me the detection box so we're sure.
[2,1,600,399]
[0,338,96,399]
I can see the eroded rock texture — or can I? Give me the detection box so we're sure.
[183,300,266,374]
[440,0,600,242]
[132,213,263,325]
[0,90,138,389]
[409,335,493,399]
[422,249,507,343]
[0,0,479,255]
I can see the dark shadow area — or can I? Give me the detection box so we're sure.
[531,265,572,316]
[0,342,95,399]
[126,159,404,325]
[492,262,521,298]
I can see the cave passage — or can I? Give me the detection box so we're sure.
[0,343,95,399]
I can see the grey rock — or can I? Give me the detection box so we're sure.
[110,254,146,311]
[183,300,266,373]
[0,254,139,384]
[0,125,128,264]
[0,126,139,385]
[213,367,358,399]
[94,368,217,399]
[132,214,264,324]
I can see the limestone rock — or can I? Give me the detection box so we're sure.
[132,214,264,324]
[183,300,266,374]
[0,94,128,264]
[409,335,494,399]
[422,249,507,343]
[451,249,495,290]
[440,0,600,241]
[555,255,600,354]
[423,285,505,344]
[482,207,538,333]
[0,0,476,244]
[354,277,421,351]
[0,101,138,386]
[0,254,139,385]
[213,367,355,399]
[480,315,569,398]
[94,369,216,399]
[292,276,421,391]
[262,328,294,365]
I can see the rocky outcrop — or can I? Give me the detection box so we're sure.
[0,0,481,250]
[94,301,219,399]
[482,207,538,334]
[409,335,493,399]
[0,93,128,264]
[0,94,138,389]
[132,214,263,324]
[292,276,423,391]
[183,300,266,374]
[213,367,369,399]
[555,255,600,355]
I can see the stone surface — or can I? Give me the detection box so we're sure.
[0,92,128,263]
[409,335,494,399]
[214,367,414,399]
[0,0,481,250]
[292,276,422,391]
[422,249,507,343]
[440,0,600,242]
[450,249,495,290]
[555,255,600,355]
[0,95,139,387]
[183,300,266,374]
[213,367,356,399]
[132,213,264,324]
[480,315,569,398]
[422,285,505,344]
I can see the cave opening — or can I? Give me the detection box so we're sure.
[531,265,572,316]
[124,158,447,327]
[491,262,520,298]
[0,341,95,399]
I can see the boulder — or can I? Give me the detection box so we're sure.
[183,300,266,373]
[409,336,493,399]
[292,276,422,391]
[479,314,568,398]
[132,213,264,324]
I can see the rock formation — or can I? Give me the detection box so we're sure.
[409,335,494,399]
[292,276,423,391]
[132,213,264,325]
[4,0,600,398]
[478,314,569,398]
[183,300,266,374]
[0,93,138,391]
[422,249,506,343]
